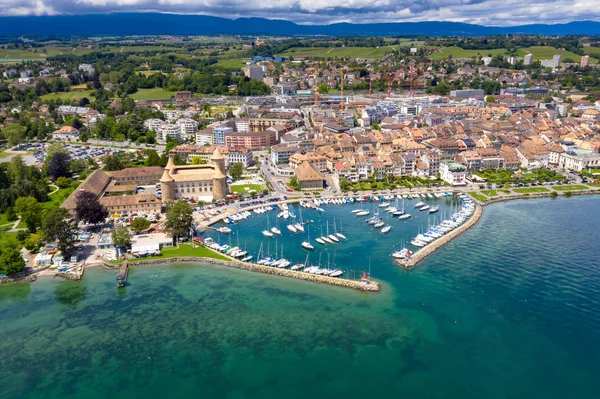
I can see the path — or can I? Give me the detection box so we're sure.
[49,184,59,195]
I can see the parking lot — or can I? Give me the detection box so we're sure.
[12,143,130,164]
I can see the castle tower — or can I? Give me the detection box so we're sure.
[159,169,175,201]
[165,156,175,172]
[211,147,227,200]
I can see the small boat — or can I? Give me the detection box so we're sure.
[322,236,333,244]
[271,227,281,235]
[380,225,392,234]
[287,224,298,233]
[429,206,440,214]
[328,234,339,243]
[415,201,425,208]
[294,223,304,232]
[241,255,253,262]
[399,213,411,220]
[336,232,347,240]
[356,210,370,216]
[419,205,430,211]
[315,237,326,245]
[217,226,231,234]
[301,241,315,250]
[374,221,385,228]
[351,209,361,214]
[262,230,274,238]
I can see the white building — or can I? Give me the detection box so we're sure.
[558,150,600,172]
[235,119,250,132]
[157,124,181,143]
[270,144,299,165]
[524,54,533,65]
[440,161,467,186]
[226,148,254,168]
[144,118,164,132]
[176,118,198,141]
[196,129,214,146]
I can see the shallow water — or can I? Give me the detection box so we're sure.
[1,196,600,399]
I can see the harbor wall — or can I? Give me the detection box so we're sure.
[124,256,381,292]
[476,189,600,207]
[397,204,483,269]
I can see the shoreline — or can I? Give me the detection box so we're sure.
[104,256,381,293]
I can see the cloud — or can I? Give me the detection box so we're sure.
[0,0,599,25]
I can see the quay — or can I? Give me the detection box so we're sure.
[396,204,483,270]
[123,251,381,293]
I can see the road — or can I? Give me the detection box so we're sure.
[259,156,293,195]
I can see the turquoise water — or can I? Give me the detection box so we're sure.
[1,196,600,399]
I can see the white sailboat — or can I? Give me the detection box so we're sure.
[381,225,392,234]
[287,224,298,233]
[301,227,315,251]
[399,213,411,220]
[335,219,347,240]
[326,221,339,243]
[415,201,425,208]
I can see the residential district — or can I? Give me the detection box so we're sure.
[0,35,600,282]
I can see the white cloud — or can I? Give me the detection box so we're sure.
[0,0,599,25]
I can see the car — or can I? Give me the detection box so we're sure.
[286,189,293,193]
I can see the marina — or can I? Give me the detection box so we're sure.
[204,191,473,278]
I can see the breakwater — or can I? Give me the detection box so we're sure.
[396,204,483,269]
[125,256,381,292]
[477,189,600,207]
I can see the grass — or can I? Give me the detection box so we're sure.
[0,149,10,159]
[0,231,20,248]
[279,46,395,59]
[129,88,175,100]
[469,192,487,201]
[481,190,498,196]
[230,184,263,194]
[44,186,77,213]
[40,90,94,102]
[552,185,589,191]
[429,45,598,64]
[215,59,249,69]
[123,244,231,263]
[512,187,550,194]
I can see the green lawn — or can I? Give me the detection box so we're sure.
[0,231,20,248]
[0,149,10,159]
[481,190,499,196]
[513,187,550,194]
[469,192,487,201]
[44,186,76,213]
[0,212,17,227]
[584,46,600,57]
[279,46,395,59]
[552,185,589,191]
[230,184,262,194]
[41,90,95,102]
[215,59,249,69]
[430,46,511,59]
[129,88,175,100]
[124,244,231,263]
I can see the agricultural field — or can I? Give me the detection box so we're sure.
[215,58,249,69]
[583,46,600,57]
[429,45,598,64]
[129,87,175,100]
[40,90,95,101]
[278,46,396,59]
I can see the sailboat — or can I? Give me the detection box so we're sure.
[415,201,425,208]
[287,224,298,233]
[381,225,392,234]
[277,245,290,268]
[327,220,339,243]
[262,215,274,237]
[335,218,347,240]
[429,205,440,214]
[399,213,411,220]
[271,217,282,235]
[295,208,305,232]
[301,226,315,251]
[319,226,332,244]
[292,253,309,271]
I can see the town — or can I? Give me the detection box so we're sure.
[0,34,599,282]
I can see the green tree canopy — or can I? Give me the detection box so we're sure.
[42,208,77,260]
[15,196,42,233]
[229,162,243,180]
[0,245,25,275]
[165,200,193,245]
[130,218,151,234]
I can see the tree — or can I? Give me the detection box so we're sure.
[23,233,43,252]
[103,155,123,171]
[111,227,131,251]
[45,143,68,164]
[317,84,329,94]
[55,176,71,189]
[0,246,25,275]
[8,156,27,183]
[5,207,17,222]
[130,218,151,234]
[15,196,42,232]
[47,152,71,181]
[144,149,161,167]
[229,162,243,180]
[75,191,108,225]
[1,122,27,146]
[165,200,193,245]
[289,176,300,190]
[42,208,77,260]
[191,156,207,165]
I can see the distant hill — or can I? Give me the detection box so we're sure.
[1,13,600,36]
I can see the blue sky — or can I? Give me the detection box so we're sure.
[0,0,597,26]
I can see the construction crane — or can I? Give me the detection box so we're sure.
[339,69,346,110]
[409,59,417,97]
[313,69,319,106]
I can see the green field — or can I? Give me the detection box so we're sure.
[44,187,77,213]
[279,46,395,59]
[40,90,95,102]
[513,187,550,194]
[129,87,175,100]
[123,244,231,264]
[468,192,487,201]
[215,59,249,69]
[230,184,262,194]
[0,231,20,248]
[552,185,589,191]
[429,45,598,64]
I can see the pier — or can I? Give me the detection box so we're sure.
[396,204,483,269]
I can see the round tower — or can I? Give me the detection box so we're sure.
[211,147,226,175]
[159,169,175,201]
[211,147,227,200]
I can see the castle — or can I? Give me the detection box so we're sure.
[160,147,227,202]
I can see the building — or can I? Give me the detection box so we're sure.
[440,161,467,186]
[109,166,164,186]
[213,126,233,146]
[558,149,600,172]
[157,124,181,143]
[224,130,277,149]
[52,126,80,141]
[160,148,227,202]
[295,161,324,191]
[242,64,264,81]
[196,129,214,146]
[524,54,533,66]
[271,144,299,165]
[100,194,161,215]
[235,119,249,132]
[581,55,590,68]
[176,118,198,141]
[450,89,485,98]
[175,91,192,108]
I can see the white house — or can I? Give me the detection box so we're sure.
[440,161,467,186]
[52,126,80,141]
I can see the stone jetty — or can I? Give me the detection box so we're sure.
[126,256,381,292]
[396,204,483,269]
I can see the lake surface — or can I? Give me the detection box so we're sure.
[1,196,600,399]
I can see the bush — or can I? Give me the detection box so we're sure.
[564,191,573,197]
[5,207,17,222]
[55,176,72,189]
[17,230,29,242]
[550,191,558,198]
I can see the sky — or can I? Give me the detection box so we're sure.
[0,0,598,26]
